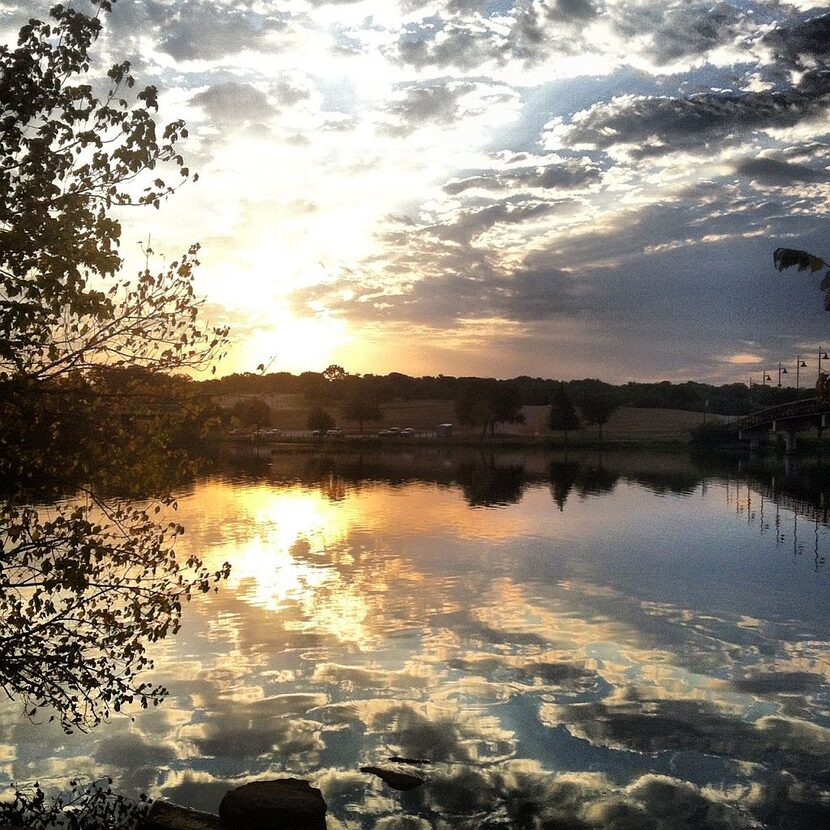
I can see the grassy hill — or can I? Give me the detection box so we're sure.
[218,392,731,441]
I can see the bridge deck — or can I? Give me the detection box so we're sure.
[732,396,830,433]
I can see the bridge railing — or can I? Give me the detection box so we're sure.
[732,396,827,432]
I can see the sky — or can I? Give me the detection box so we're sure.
[5,0,830,383]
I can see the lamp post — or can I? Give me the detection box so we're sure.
[778,362,788,388]
[762,372,772,386]
[796,356,808,389]
[819,347,830,380]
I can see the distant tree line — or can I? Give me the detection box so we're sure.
[202,366,813,417]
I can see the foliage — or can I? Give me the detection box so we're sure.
[455,381,525,438]
[573,384,620,440]
[1,2,227,379]
[0,1,230,731]
[0,778,148,830]
[689,421,736,448]
[202,370,787,417]
[307,407,335,432]
[341,394,382,433]
[548,382,581,437]
[773,247,830,310]
[231,397,272,429]
[322,364,348,383]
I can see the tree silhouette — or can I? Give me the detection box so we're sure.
[574,385,620,441]
[548,383,581,441]
[455,381,525,439]
[0,1,229,731]
[307,407,335,432]
[342,394,382,435]
[232,397,273,430]
[322,364,348,384]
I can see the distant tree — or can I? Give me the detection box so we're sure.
[455,381,525,439]
[307,407,335,432]
[231,398,272,430]
[773,248,830,309]
[342,394,382,434]
[322,364,348,383]
[574,385,620,441]
[548,383,581,441]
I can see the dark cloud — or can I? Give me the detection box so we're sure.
[764,12,830,70]
[95,732,177,768]
[274,78,311,106]
[546,0,598,23]
[556,693,830,782]
[380,80,513,135]
[444,158,602,193]
[612,1,743,66]
[395,2,596,71]
[293,258,584,326]
[447,655,602,692]
[191,82,275,127]
[551,81,830,156]
[397,23,505,71]
[390,81,476,123]
[157,1,285,61]
[735,156,830,184]
[366,701,516,763]
[435,197,567,244]
[727,671,827,695]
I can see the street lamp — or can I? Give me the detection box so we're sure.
[819,347,830,380]
[796,356,808,389]
[778,362,788,388]
[762,372,772,386]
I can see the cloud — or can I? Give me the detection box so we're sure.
[444,157,602,193]
[763,12,830,69]
[611,1,745,66]
[397,21,506,70]
[191,82,275,127]
[157,1,287,61]
[735,156,830,184]
[547,81,830,156]
[546,0,598,22]
[553,692,830,782]
[380,79,516,135]
[394,2,598,71]
[95,732,177,768]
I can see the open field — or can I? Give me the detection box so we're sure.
[217,393,733,441]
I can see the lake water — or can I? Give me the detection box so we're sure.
[3,449,830,828]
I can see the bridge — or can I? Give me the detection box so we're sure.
[731,396,830,452]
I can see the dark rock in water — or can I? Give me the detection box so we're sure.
[142,801,221,830]
[360,766,426,791]
[218,779,326,830]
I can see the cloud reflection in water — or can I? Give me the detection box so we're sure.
[1,451,829,828]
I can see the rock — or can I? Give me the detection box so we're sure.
[218,779,326,830]
[359,766,426,791]
[142,801,221,830]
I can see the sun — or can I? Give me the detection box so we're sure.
[235,307,352,374]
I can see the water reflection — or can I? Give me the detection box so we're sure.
[2,449,830,828]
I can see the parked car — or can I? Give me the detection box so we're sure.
[326,429,343,437]
[400,428,416,437]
